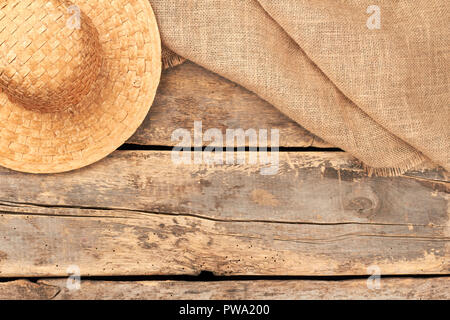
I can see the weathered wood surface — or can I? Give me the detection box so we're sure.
[1,278,448,300]
[1,61,447,297]
[0,280,60,300]
[128,62,331,148]
[0,151,448,277]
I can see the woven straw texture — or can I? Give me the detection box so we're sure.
[0,0,161,173]
[151,0,449,175]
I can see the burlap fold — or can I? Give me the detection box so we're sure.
[152,0,449,175]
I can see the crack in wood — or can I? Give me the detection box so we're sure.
[1,200,447,228]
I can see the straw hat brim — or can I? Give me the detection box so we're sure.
[0,0,161,174]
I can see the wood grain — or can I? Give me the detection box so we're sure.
[128,62,331,148]
[2,61,447,298]
[1,278,449,300]
[0,280,59,300]
[0,151,447,277]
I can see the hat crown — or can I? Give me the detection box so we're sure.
[0,0,102,113]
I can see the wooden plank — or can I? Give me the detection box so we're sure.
[0,151,447,224]
[0,280,59,300]
[128,62,331,148]
[2,278,449,300]
[0,151,447,277]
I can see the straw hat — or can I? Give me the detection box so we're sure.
[0,0,161,173]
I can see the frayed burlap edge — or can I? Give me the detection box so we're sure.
[162,46,186,69]
[361,151,430,177]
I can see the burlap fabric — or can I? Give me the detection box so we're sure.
[154,0,449,175]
